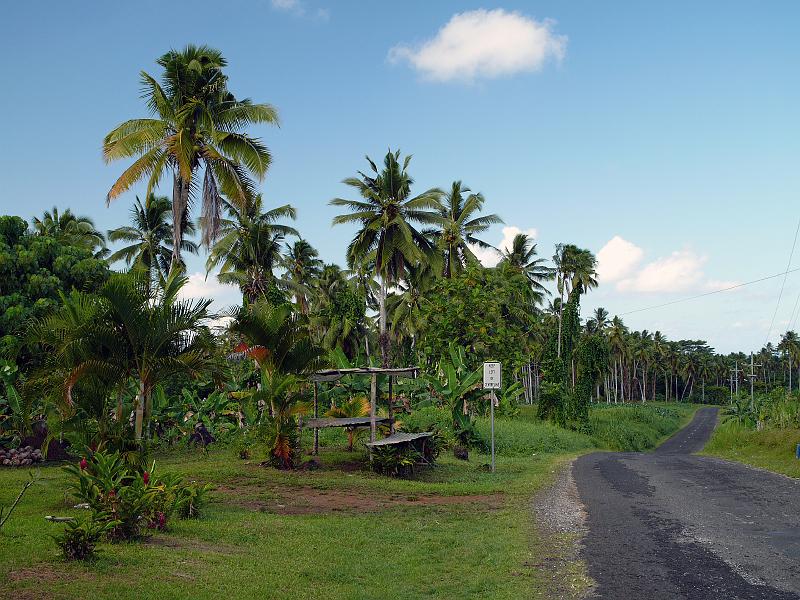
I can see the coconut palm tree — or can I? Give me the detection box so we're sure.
[430,181,502,278]
[586,307,610,333]
[282,239,323,314]
[498,233,554,303]
[310,264,370,357]
[216,224,286,304]
[27,271,215,441]
[33,207,106,255]
[330,150,443,366]
[205,195,297,275]
[553,244,598,357]
[103,45,278,267]
[107,195,198,281]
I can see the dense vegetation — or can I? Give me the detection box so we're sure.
[0,45,797,597]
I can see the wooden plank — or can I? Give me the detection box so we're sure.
[365,432,433,447]
[304,417,390,429]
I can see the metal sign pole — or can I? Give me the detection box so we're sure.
[483,362,501,474]
[490,390,496,473]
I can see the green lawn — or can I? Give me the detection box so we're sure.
[0,403,697,600]
[702,421,800,478]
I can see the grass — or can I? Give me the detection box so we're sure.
[0,402,698,600]
[702,421,800,478]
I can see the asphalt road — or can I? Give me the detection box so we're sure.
[574,407,800,599]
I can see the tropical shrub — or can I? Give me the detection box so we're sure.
[175,482,214,519]
[53,514,118,560]
[371,444,421,478]
[325,396,369,451]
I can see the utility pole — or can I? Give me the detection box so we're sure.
[747,353,762,412]
[731,362,741,399]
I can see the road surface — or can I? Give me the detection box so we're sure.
[574,407,800,599]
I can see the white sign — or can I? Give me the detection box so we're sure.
[483,362,501,389]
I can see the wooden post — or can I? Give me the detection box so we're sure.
[313,381,319,455]
[370,373,377,443]
[388,375,394,434]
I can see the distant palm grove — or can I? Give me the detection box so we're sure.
[2,44,799,468]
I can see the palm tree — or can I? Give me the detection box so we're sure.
[586,307,610,333]
[107,195,198,281]
[103,45,278,267]
[216,224,286,304]
[330,150,443,366]
[386,262,436,351]
[27,271,214,441]
[498,233,554,304]
[553,244,598,357]
[33,207,106,255]
[228,301,323,467]
[205,195,297,275]
[282,240,323,314]
[310,264,370,357]
[431,181,502,277]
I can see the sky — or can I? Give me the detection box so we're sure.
[1,1,799,353]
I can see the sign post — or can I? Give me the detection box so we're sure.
[483,362,501,473]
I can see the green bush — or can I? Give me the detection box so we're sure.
[53,514,118,560]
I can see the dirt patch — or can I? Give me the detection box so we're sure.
[7,564,92,584]
[217,483,502,515]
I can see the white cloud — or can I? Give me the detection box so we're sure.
[179,272,241,312]
[470,225,538,267]
[596,237,739,294]
[596,235,644,283]
[617,250,707,293]
[388,9,566,82]
[271,0,303,12]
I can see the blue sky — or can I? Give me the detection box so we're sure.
[1,1,799,353]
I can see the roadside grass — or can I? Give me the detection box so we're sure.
[0,402,698,600]
[702,421,800,478]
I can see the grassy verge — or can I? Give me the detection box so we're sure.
[0,402,698,600]
[702,421,800,478]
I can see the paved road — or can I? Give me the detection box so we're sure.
[574,407,800,599]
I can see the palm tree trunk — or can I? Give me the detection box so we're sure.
[379,276,389,367]
[171,174,190,270]
[134,380,145,442]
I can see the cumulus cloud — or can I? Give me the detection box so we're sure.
[388,9,566,82]
[596,236,739,294]
[617,250,707,293]
[596,235,644,283]
[179,272,241,309]
[470,225,538,267]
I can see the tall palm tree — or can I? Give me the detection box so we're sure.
[27,271,214,441]
[282,239,323,314]
[330,149,443,366]
[498,233,554,304]
[103,45,278,267]
[431,181,502,277]
[553,244,598,357]
[107,195,198,280]
[310,264,370,357]
[206,195,297,275]
[586,307,610,333]
[216,225,286,304]
[33,207,106,255]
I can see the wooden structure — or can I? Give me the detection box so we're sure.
[307,367,419,455]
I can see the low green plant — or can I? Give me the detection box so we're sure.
[53,513,118,560]
[175,482,214,519]
[371,445,421,478]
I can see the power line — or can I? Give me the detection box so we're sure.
[764,216,800,345]
[619,266,800,316]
